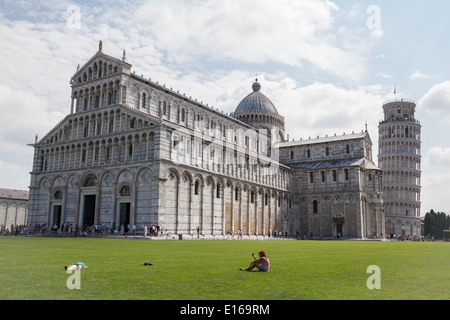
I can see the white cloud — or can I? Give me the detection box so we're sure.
[370,29,384,39]
[418,81,450,118]
[0,84,63,190]
[127,0,366,81]
[0,160,31,190]
[0,84,63,150]
[421,170,450,213]
[417,85,450,214]
[0,0,371,105]
[380,73,393,79]
[410,70,430,81]
[424,146,450,168]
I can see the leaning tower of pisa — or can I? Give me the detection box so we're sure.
[378,99,422,238]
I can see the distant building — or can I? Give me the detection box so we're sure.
[0,188,29,227]
[27,45,384,239]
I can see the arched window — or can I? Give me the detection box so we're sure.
[313,200,318,213]
[141,93,146,109]
[54,190,63,200]
[216,184,221,199]
[84,177,96,187]
[194,180,200,195]
[120,185,131,196]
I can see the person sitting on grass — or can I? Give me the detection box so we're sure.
[65,262,88,271]
[240,251,270,272]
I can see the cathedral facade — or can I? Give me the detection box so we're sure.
[27,47,384,239]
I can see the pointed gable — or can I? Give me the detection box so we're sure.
[71,50,132,87]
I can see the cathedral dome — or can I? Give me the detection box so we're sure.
[234,80,280,116]
[232,80,285,142]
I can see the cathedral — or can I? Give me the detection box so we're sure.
[27,45,385,239]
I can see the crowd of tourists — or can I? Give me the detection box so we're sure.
[0,223,166,237]
[1,223,48,236]
[143,224,164,237]
[384,233,425,241]
[0,223,437,241]
[55,223,163,237]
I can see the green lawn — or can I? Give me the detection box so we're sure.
[0,237,448,300]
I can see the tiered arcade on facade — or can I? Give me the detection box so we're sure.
[378,99,422,237]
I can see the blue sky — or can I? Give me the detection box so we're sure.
[1,0,450,215]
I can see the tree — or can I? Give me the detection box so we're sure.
[424,211,433,236]
[423,210,450,240]
[444,230,450,241]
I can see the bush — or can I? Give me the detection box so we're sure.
[444,230,450,241]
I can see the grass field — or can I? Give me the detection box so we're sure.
[0,237,448,300]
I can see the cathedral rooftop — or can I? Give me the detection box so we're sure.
[0,188,29,201]
[280,131,368,147]
[287,157,380,171]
